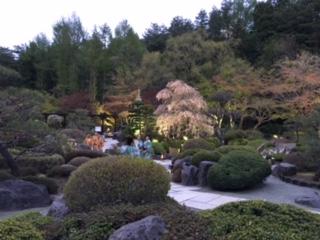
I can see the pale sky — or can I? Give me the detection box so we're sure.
[0,0,222,48]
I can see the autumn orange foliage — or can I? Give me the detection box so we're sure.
[84,134,104,151]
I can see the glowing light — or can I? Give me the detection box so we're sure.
[183,136,188,141]
[161,154,164,159]
[273,135,278,139]
[152,139,159,143]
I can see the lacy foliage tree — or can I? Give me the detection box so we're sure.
[155,80,213,138]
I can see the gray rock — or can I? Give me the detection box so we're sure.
[0,180,51,210]
[295,192,320,209]
[171,157,191,183]
[108,215,166,240]
[272,163,297,177]
[181,163,199,186]
[198,161,215,186]
[47,195,70,219]
[47,114,64,129]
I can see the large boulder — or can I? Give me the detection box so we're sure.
[171,157,191,183]
[0,180,51,210]
[181,163,199,186]
[198,161,215,186]
[47,195,70,219]
[108,215,166,240]
[272,163,297,177]
[295,192,320,209]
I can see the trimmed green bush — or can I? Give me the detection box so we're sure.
[208,150,271,190]
[201,200,320,240]
[64,156,171,211]
[19,167,39,176]
[22,176,59,194]
[216,145,256,155]
[16,154,65,173]
[175,148,201,160]
[224,129,246,143]
[183,138,215,151]
[0,219,43,240]
[152,142,167,155]
[244,129,264,140]
[47,164,76,178]
[69,156,91,167]
[191,150,221,167]
[55,200,210,240]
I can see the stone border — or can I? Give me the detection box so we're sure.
[279,175,320,189]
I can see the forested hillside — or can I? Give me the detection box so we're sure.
[0,0,319,116]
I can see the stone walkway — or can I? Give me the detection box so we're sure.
[155,160,320,213]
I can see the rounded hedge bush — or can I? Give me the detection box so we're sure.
[201,200,320,240]
[0,170,14,181]
[216,145,256,155]
[175,148,200,160]
[183,138,215,151]
[152,142,167,155]
[47,164,76,178]
[22,176,59,194]
[191,150,221,167]
[64,156,171,211]
[208,150,271,190]
[69,156,91,167]
[16,154,65,173]
[224,129,246,143]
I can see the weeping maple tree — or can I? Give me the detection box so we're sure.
[155,80,213,138]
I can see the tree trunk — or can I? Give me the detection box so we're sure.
[0,142,19,176]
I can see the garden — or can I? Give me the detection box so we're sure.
[1,0,320,238]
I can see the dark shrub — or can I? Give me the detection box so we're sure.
[224,129,246,143]
[64,150,106,162]
[175,148,201,160]
[216,145,256,155]
[16,154,65,173]
[284,152,316,171]
[152,142,167,155]
[191,150,221,167]
[183,138,215,151]
[201,200,320,240]
[55,200,210,240]
[19,167,39,176]
[244,129,264,140]
[59,128,86,143]
[23,176,59,194]
[69,156,91,167]
[64,156,170,211]
[208,150,271,190]
[47,164,76,178]
[0,170,14,181]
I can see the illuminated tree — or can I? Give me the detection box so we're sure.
[155,80,213,138]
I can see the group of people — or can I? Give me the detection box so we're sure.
[103,133,153,159]
[120,136,153,159]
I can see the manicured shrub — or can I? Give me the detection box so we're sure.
[0,219,43,240]
[16,154,65,173]
[183,138,215,151]
[244,129,264,140]
[22,176,59,194]
[246,139,268,149]
[208,150,271,190]
[69,156,91,167]
[201,200,320,240]
[0,170,14,181]
[64,150,106,162]
[228,138,248,145]
[47,164,76,178]
[224,129,246,143]
[191,150,221,167]
[175,148,200,160]
[64,156,171,211]
[57,200,210,240]
[19,167,39,176]
[216,145,256,155]
[152,142,167,155]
